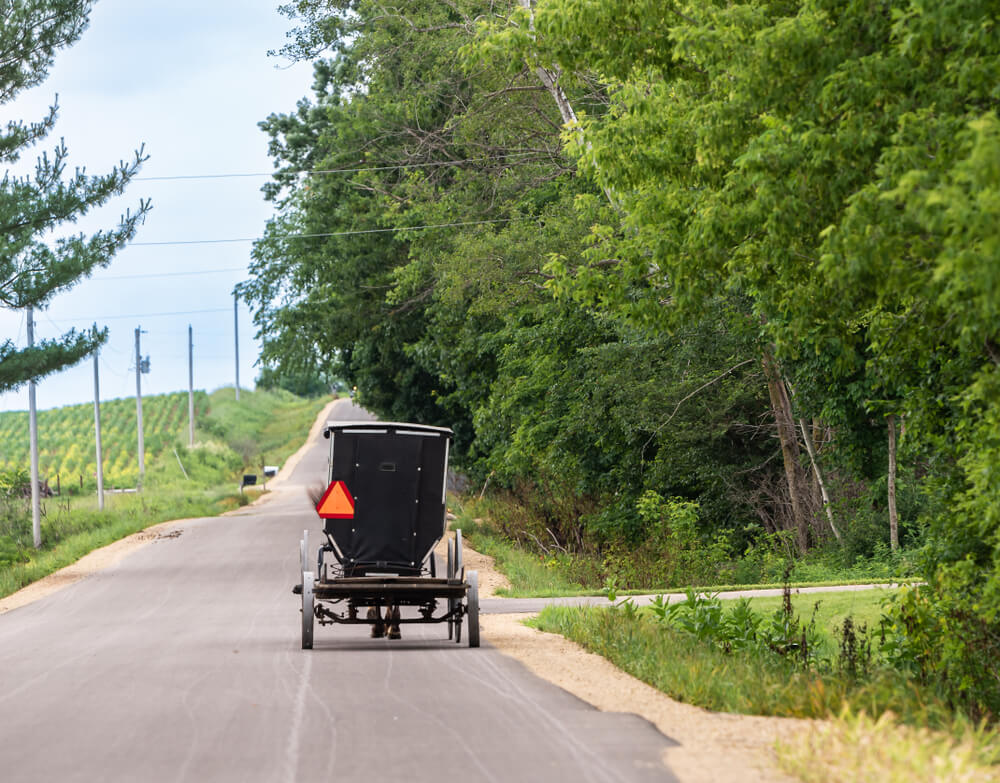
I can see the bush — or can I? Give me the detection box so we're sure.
[882,575,1000,722]
[600,492,734,589]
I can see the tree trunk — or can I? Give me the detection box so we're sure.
[799,417,840,542]
[517,0,618,209]
[888,414,899,552]
[518,1,579,120]
[762,351,809,554]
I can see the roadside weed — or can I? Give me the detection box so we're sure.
[777,707,1000,783]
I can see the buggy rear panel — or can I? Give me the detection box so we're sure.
[323,422,452,575]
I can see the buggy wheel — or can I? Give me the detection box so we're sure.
[301,571,314,650]
[467,570,480,648]
[455,529,464,580]
[447,537,455,639]
[300,530,309,574]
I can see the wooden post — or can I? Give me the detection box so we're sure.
[94,343,105,510]
[27,305,41,548]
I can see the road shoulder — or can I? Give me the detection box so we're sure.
[466,539,808,783]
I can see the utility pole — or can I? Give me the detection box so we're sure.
[93,329,104,511]
[135,326,145,487]
[27,306,41,548]
[233,293,240,401]
[188,324,194,447]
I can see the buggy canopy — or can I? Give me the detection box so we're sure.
[321,421,453,575]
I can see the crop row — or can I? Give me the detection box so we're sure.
[0,392,210,487]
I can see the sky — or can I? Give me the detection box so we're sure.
[0,0,316,411]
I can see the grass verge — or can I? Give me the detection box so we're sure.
[532,602,970,724]
[532,605,853,717]
[461,522,913,598]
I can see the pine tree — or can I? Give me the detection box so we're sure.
[0,0,150,392]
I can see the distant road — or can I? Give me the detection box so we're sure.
[0,398,676,782]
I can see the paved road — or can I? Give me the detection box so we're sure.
[0,399,676,783]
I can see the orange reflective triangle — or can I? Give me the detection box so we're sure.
[316,480,355,519]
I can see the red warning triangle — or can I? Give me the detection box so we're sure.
[316,481,355,519]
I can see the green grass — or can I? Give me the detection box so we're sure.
[460,528,592,596]
[194,387,325,468]
[530,602,955,725]
[777,708,1000,783]
[0,389,330,599]
[531,605,847,717]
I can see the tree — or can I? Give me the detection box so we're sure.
[246,0,792,559]
[0,0,149,392]
[480,0,1000,715]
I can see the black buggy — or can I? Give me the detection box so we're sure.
[294,421,479,649]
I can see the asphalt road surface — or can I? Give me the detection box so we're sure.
[0,399,676,782]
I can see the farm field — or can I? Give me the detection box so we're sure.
[0,391,210,490]
[0,387,329,495]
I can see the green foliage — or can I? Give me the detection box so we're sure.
[256,365,335,398]
[648,587,824,667]
[476,0,1000,717]
[251,0,1000,719]
[0,1,150,392]
[881,581,1000,722]
[457,494,916,595]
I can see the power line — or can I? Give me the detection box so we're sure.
[59,308,230,323]
[99,356,126,378]
[129,218,518,247]
[133,153,537,182]
[98,267,245,281]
